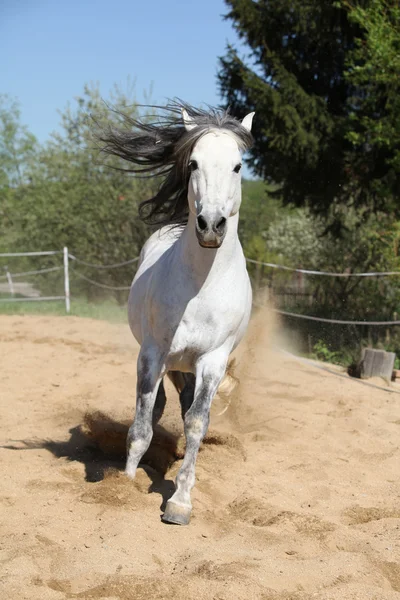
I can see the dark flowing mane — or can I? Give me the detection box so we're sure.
[96,100,253,226]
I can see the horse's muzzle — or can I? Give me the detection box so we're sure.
[195,214,227,248]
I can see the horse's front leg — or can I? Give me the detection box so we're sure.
[162,351,228,525]
[126,345,165,479]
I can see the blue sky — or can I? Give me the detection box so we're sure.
[1,0,242,143]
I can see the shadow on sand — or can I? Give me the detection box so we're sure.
[3,411,183,511]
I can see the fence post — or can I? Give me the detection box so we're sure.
[63,247,70,313]
[5,266,15,297]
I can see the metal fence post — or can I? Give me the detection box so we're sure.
[63,247,70,313]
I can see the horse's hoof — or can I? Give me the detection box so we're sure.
[162,501,191,525]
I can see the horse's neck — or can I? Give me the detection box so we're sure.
[177,212,240,285]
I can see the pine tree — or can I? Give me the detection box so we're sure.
[218,0,400,220]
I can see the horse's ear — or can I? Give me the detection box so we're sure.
[182,108,197,132]
[241,112,255,132]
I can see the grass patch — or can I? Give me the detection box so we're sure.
[0,297,127,323]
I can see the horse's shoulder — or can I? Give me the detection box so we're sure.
[146,225,181,248]
[138,225,182,269]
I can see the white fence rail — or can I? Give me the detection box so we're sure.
[0,248,70,313]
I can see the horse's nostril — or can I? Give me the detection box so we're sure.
[197,215,208,231]
[216,217,227,231]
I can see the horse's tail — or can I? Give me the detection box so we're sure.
[214,359,238,416]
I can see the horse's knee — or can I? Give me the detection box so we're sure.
[184,412,210,444]
[127,415,152,446]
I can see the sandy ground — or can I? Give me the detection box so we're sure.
[1,311,400,600]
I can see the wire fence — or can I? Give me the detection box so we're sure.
[246,257,400,278]
[270,308,400,327]
[0,266,63,280]
[0,249,69,310]
[68,254,139,269]
[1,251,400,328]
[70,268,132,291]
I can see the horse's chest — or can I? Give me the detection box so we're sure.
[164,291,245,369]
[178,298,220,340]
[131,242,252,371]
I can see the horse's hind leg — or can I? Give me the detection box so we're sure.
[167,371,195,419]
[152,379,167,426]
[126,346,165,479]
[179,373,195,420]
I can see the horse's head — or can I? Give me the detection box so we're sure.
[182,109,254,249]
[97,102,254,233]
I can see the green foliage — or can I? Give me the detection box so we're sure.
[239,179,282,253]
[258,203,400,366]
[310,339,360,367]
[7,83,156,301]
[263,204,400,320]
[239,179,296,286]
[265,209,324,268]
[0,95,37,251]
[343,0,400,185]
[0,94,37,188]
[311,340,340,364]
[219,0,400,219]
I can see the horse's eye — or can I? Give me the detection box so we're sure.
[233,163,242,173]
[189,160,198,171]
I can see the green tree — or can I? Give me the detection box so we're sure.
[261,205,400,357]
[265,206,400,316]
[218,0,400,219]
[343,0,400,205]
[239,179,292,287]
[0,95,37,187]
[13,83,156,301]
[0,95,37,250]
[239,179,281,249]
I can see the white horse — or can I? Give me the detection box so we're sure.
[100,103,254,524]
